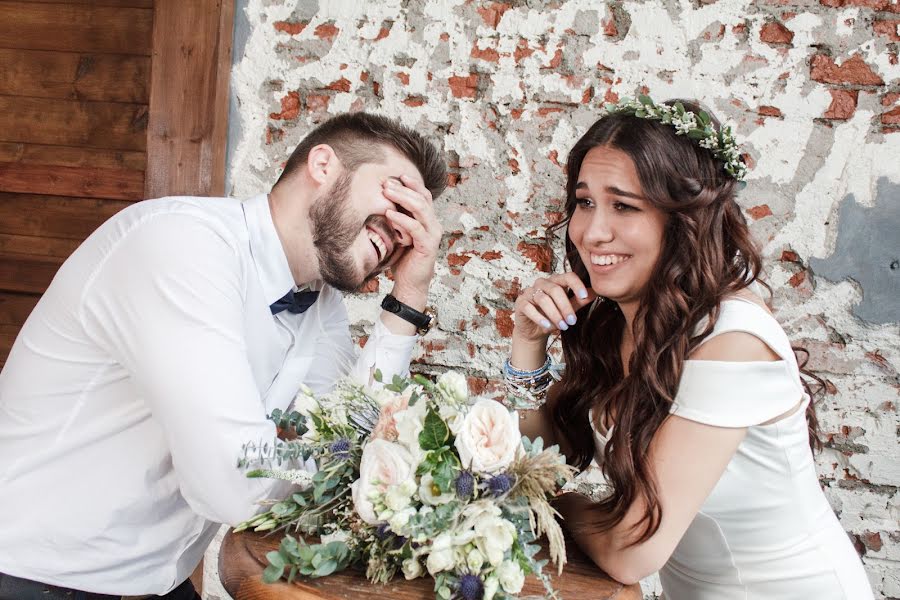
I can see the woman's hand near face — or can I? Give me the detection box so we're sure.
[513,272,597,342]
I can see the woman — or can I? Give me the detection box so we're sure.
[506,97,873,599]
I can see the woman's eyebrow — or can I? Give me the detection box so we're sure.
[575,181,646,200]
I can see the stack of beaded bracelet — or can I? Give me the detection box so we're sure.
[503,355,560,410]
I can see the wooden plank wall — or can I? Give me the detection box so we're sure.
[0,0,153,366]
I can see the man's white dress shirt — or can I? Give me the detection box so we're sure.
[0,194,416,594]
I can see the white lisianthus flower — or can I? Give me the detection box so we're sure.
[290,384,319,416]
[468,507,516,566]
[436,371,468,403]
[419,473,455,506]
[455,399,522,474]
[389,506,416,535]
[426,532,457,575]
[466,547,485,571]
[483,576,499,600]
[351,439,415,524]
[438,402,466,435]
[402,557,424,580]
[394,399,428,457]
[497,559,525,593]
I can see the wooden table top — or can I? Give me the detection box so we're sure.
[219,528,641,600]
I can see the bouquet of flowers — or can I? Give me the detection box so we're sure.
[235,370,576,600]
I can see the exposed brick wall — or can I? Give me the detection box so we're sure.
[224,1,900,598]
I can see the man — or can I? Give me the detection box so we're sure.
[0,113,447,599]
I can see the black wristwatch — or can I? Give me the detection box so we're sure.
[381,294,435,335]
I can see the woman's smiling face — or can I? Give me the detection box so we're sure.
[567,145,668,307]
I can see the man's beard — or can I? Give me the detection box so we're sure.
[309,173,391,292]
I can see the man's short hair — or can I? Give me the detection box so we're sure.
[274,112,447,199]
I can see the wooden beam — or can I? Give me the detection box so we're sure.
[0,48,150,103]
[145,0,234,198]
[0,292,39,325]
[0,142,146,171]
[12,0,152,7]
[0,2,153,55]
[0,96,148,151]
[0,233,81,259]
[0,192,130,240]
[0,162,144,201]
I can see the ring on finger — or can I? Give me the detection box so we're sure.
[531,288,546,301]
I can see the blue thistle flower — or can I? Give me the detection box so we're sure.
[455,471,474,499]
[374,523,391,540]
[458,573,483,600]
[329,438,350,459]
[487,473,514,497]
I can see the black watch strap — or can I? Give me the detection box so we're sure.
[381,294,433,335]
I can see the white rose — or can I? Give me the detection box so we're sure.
[497,560,525,593]
[425,532,457,575]
[436,371,469,403]
[402,557,424,580]
[351,439,415,525]
[290,384,319,416]
[438,402,466,435]
[419,473,455,506]
[384,483,413,511]
[455,400,522,474]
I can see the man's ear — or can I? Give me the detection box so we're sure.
[306,144,339,186]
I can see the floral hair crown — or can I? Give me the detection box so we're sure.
[599,95,748,183]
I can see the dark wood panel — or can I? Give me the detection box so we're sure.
[0,162,144,200]
[0,233,81,258]
[146,0,233,197]
[0,2,153,55]
[0,96,148,151]
[1,323,21,369]
[0,142,145,171]
[0,292,39,325]
[0,252,62,294]
[0,48,150,103]
[12,0,153,7]
[0,192,129,240]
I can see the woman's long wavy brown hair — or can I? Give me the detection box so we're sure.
[548,100,822,543]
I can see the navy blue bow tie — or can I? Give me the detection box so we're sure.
[270,289,320,315]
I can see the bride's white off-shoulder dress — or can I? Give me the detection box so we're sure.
[592,298,873,599]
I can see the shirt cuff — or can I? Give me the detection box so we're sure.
[354,317,418,385]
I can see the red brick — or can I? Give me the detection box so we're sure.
[495,309,515,338]
[403,96,425,107]
[781,250,801,262]
[862,531,883,552]
[547,48,563,69]
[447,253,473,267]
[374,27,390,41]
[759,105,783,117]
[446,173,460,187]
[874,19,900,41]
[314,22,340,41]
[823,89,859,120]
[788,270,807,287]
[517,241,553,272]
[760,21,795,44]
[481,250,502,261]
[477,2,510,28]
[448,74,479,99]
[269,91,300,120]
[819,0,900,11]
[514,39,535,63]
[883,93,900,124]
[508,158,520,174]
[306,94,330,112]
[471,44,500,62]
[395,72,410,85]
[602,14,618,37]
[749,204,773,220]
[325,78,351,92]
[810,54,884,85]
[358,278,379,293]
[274,20,306,35]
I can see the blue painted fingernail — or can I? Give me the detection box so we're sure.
[557,320,568,331]
[578,289,588,299]
[566,314,577,325]
[540,319,552,329]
